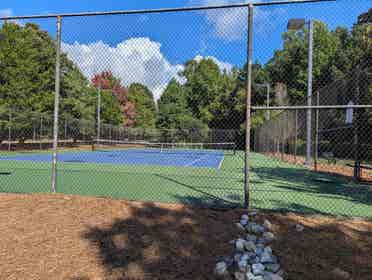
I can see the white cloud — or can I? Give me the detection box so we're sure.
[62,38,183,100]
[194,55,233,73]
[0,9,23,26]
[0,9,12,17]
[62,38,231,100]
[192,0,248,41]
[189,0,285,41]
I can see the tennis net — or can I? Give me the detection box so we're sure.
[92,139,236,155]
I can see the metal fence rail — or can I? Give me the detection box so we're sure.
[0,0,371,216]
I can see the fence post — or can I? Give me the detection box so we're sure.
[64,119,68,140]
[294,109,298,163]
[51,16,62,193]
[244,4,253,209]
[353,67,361,181]
[97,87,101,141]
[40,116,43,150]
[8,109,11,151]
[314,91,319,171]
[305,20,314,166]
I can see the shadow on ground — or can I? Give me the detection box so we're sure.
[82,201,239,280]
[251,166,372,215]
[80,198,372,280]
[268,212,372,280]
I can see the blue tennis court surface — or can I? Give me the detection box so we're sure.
[0,149,224,169]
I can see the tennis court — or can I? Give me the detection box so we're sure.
[1,145,371,217]
[0,147,225,168]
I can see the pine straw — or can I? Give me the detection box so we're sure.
[0,193,371,280]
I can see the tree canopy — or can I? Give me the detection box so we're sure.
[0,9,370,145]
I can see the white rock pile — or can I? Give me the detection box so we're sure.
[215,212,284,280]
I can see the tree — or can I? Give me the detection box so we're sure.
[91,71,137,127]
[156,79,205,130]
[127,83,156,128]
[91,72,124,126]
[0,22,95,140]
[266,21,339,104]
[182,58,225,124]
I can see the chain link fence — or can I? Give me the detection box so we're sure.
[0,0,371,216]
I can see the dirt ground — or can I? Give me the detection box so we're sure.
[0,193,371,280]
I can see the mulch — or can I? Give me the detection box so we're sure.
[0,193,371,280]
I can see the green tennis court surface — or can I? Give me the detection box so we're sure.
[0,150,371,217]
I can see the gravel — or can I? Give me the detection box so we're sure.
[216,214,285,280]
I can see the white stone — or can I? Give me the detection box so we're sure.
[265,263,280,273]
[238,260,248,272]
[240,253,250,262]
[247,223,265,235]
[262,232,275,244]
[295,224,304,232]
[234,253,243,262]
[249,256,260,265]
[252,263,265,275]
[263,272,283,280]
[215,261,227,275]
[255,247,264,257]
[246,272,256,280]
[244,241,257,252]
[260,251,274,263]
[246,234,257,243]
[240,219,249,226]
[257,238,266,245]
[234,271,246,280]
[263,219,273,231]
[224,256,234,267]
[241,214,249,220]
[236,223,246,232]
[248,211,258,216]
[236,239,246,252]
[332,268,351,279]
[264,246,272,255]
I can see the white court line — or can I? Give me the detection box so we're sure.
[184,153,224,169]
[184,154,210,167]
[218,155,225,170]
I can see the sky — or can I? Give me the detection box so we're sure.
[0,0,370,99]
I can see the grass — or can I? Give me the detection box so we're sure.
[0,149,371,217]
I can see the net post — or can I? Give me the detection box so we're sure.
[244,4,253,210]
[51,15,62,193]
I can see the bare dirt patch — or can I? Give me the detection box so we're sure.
[0,193,371,280]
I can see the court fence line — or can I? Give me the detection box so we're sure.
[0,0,371,216]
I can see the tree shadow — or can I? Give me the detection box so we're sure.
[252,200,333,216]
[156,174,243,209]
[82,200,240,280]
[267,212,372,280]
[80,198,372,280]
[251,166,372,216]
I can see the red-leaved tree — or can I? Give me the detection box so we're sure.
[91,71,136,127]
